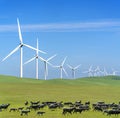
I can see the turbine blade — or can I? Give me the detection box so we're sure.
[17,18,23,43]
[47,54,56,61]
[63,68,68,76]
[47,61,54,67]
[74,64,81,69]
[2,45,20,62]
[53,65,60,68]
[67,64,73,69]
[61,56,67,66]
[24,57,36,65]
[38,56,46,62]
[23,43,46,54]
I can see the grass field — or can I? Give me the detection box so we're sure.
[0,75,120,118]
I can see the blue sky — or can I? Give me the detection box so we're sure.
[0,0,120,79]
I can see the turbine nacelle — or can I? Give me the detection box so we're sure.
[20,43,24,47]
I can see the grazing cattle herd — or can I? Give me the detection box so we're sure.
[0,100,120,116]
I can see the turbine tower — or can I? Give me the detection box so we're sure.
[24,39,46,79]
[54,57,68,79]
[2,18,46,78]
[39,55,56,80]
[67,64,81,79]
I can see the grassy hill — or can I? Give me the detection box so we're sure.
[0,75,120,118]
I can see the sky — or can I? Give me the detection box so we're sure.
[0,0,120,79]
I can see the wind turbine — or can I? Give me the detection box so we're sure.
[111,68,118,76]
[101,67,108,76]
[54,57,68,79]
[39,55,56,80]
[67,64,81,79]
[24,39,46,79]
[94,66,101,76]
[2,18,46,78]
[83,65,93,77]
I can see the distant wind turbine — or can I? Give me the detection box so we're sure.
[54,57,68,79]
[39,55,56,80]
[83,65,93,77]
[24,39,46,79]
[111,68,118,76]
[94,66,101,76]
[101,67,108,76]
[67,64,81,79]
[2,18,46,78]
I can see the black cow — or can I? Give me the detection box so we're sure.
[0,104,10,110]
[30,104,41,110]
[93,105,103,112]
[21,110,30,116]
[48,103,58,109]
[73,108,83,113]
[9,108,17,112]
[62,107,75,115]
[30,101,40,105]
[104,110,120,116]
[25,101,28,105]
[85,101,90,105]
[18,107,24,111]
[37,111,45,115]
[39,104,46,109]
[64,102,73,106]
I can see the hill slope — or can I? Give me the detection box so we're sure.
[0,75,120,102]
[0,75,120,118]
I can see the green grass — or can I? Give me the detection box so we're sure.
[0,75,120,118]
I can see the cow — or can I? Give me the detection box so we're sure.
[9,108,17,112]
[0,104,10,110]
[73,108,83,113]
[25,101,28,106]
[62,107,75,115]
[48,103,58,109]
[18,107,24,111]
[37,111,45,115]
[30,101,40,105]
[85,101,90,106]
[104,110,120,116]
[93,105,103,112]
[21,110,30,116]
[64,102,73,106]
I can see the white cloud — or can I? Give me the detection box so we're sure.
[0,21,120,32]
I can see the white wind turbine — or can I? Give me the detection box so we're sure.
[54,57,68,79]
[2,18,46,78]
[67,64,81,79]
[94,66,101,76]
[111,68,118,76]
[102,67,108,76]
[39,55,56,80]
[24,39,46,79]
[112,71,118,76]
[83,65,93,77]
